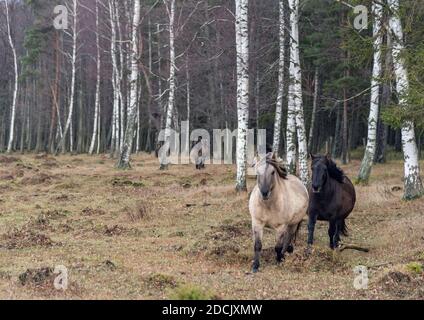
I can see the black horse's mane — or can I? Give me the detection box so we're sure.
[313,156,345,183]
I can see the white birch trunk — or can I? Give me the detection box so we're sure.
[58,0,78,154]
[5,1,18,154]
[235,0,249,192]
[89,0,101,155]
[272,0,285,155]
[108,0,120,155]
[117,0,140,168]
[357,1,383,183]
[163,0,176,147]
[286,0,297,174]
[291,0,309,186]
[388,0,424,199]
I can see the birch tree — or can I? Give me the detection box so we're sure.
[117,0,140,169]
[286,0,297,174]
[235,0,249,192]
[57,0,78,154]
[108,0,121,156]
[5,0,19,154]
[89,0,101,155]
[272,0,286,155]
[161,0,176,169]
[357,1,383,184]
[290,0,309,186]
[388,0,424,199]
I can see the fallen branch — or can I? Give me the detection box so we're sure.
[337,244,370,253]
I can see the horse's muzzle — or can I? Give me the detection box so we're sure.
[312,187,321,194]
[261,191,271,200]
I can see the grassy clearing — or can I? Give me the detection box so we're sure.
[0,153,423,299]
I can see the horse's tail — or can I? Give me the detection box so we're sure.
[340,219,348,237]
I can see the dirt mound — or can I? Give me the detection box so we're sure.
[124,202,148,222]
[19,267,55,287]
[0,156,20,164]
[21,173,53,185]
[104,225,127,236]
[40,159,59,169]
[379,271,424,298]
[145,273,178,290]
[0,173,14,181]
[81,207,106,216]
[25,210,67,231]
[206,222,250,241]
[111,178,145,188]
[1,229,54,249]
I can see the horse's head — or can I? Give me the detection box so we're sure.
[310,153,330,194]
[253,152,278,201]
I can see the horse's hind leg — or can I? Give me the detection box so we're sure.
[275,225,294,263]
[252,223,264,273]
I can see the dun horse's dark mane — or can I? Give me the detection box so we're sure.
[266,159,288,179]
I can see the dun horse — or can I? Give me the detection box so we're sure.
[307,154,356,251]
[249,153,309,272]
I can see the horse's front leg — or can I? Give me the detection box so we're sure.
[252,223,264,273]
[328,220,337,249]
[306,213,318,255]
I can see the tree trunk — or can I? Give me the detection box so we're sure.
[161,0,176,169]
[5,0,19,154]
[286,0,297,174]
[272,0,286,155]
[57,0,78,154]
[117,0,140,169]
[388,0,424,199]
[89,0,101,155]
[235,0,250,192]
[357,1,383,184]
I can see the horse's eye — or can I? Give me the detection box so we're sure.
[271,171,275,175]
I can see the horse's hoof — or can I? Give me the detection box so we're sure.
[287,245,294,253]
[252,267,259,273]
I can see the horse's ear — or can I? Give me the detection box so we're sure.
[272,152,277,160]
[325,153,332,163]
[310,153,316,160]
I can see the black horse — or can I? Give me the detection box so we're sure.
[307,154,356,251]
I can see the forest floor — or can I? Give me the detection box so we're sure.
[0,153,423,300]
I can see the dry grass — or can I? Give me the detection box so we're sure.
[0,153,423,300]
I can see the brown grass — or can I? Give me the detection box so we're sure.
[0,153,423,299]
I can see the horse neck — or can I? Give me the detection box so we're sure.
[322,173,337,197]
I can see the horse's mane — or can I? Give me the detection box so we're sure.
[266,158,288,179]
[313,156,345,183]
[326,158,345,183]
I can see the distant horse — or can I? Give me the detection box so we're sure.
[190,137,207,170]
[249,153,309,272]
[307,154,356,251]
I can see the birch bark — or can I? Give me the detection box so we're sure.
[388,0,424,199]
[357,1,383,183]
[235,0,250,192]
